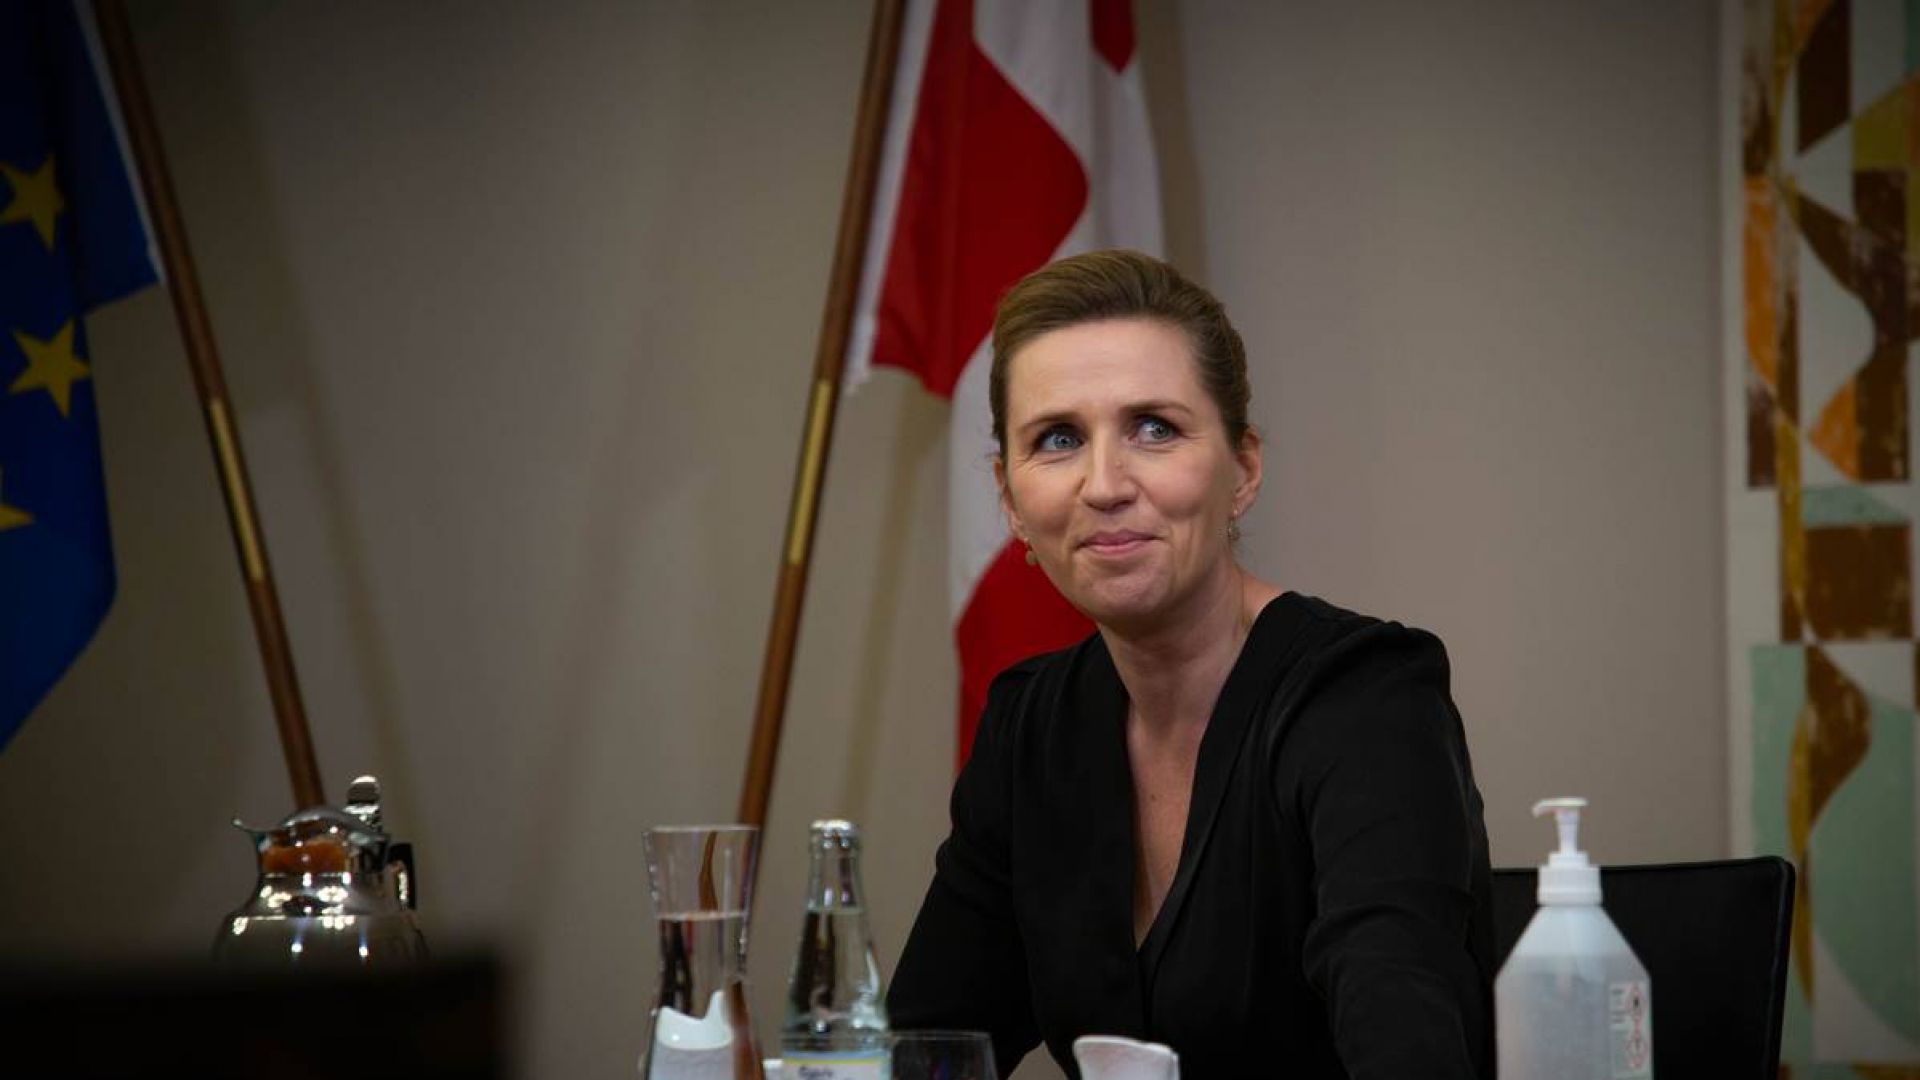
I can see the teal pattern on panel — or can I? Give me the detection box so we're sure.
[1752,643,1808,1063]
[1809,692,1920,1043]
[1800,485,1907,527]
[1751,644,1804,859]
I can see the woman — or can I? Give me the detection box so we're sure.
[887,251,1495,1079]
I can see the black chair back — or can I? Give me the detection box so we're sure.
[1490,856,1795,1080]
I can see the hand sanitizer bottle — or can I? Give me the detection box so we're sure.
[1496,798,1653,1079]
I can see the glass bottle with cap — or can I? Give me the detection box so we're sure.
[781,819,889,1078]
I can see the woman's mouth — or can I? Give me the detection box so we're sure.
[1079,531,1153,557]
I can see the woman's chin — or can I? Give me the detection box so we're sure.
[1068,575,1176,631]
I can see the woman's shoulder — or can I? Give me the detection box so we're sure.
[1270,590,1452,678]
[979,637,1084,705]
[970,632,1104,755]
[1261,592,1464,764]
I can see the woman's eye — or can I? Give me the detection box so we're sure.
[1036,428,1081,452]
[1136,416,1177,442]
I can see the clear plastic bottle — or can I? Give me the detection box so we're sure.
[781,820,889,1080]
[1496,798,1653,1080]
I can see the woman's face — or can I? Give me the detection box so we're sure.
[996,317,1260,634]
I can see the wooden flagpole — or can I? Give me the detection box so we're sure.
[736,0,907,832]
[91,0,326,809]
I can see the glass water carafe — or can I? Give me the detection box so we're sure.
[641,825,763,1080]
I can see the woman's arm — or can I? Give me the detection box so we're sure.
[1285,625,1495,1080]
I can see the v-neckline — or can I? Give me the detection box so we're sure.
[1085,594,1303,978]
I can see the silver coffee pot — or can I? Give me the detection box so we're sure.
[213,774,425,966]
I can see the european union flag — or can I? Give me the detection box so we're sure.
[1,1,160,749]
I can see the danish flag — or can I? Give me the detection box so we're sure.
[845,0,1162,762]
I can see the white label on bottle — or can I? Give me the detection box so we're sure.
[780,1052,887,1080]
[1608,980,1653,1078]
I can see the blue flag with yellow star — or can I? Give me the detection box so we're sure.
[1,0,160,749]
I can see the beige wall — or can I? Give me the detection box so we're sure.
[1147,2,1726,870]
[0,3,1720,1077]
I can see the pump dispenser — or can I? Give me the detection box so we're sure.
[1533,797,1601,905]
[1496,797,1653,1079]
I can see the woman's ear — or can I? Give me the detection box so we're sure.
[1232,427,1264,518]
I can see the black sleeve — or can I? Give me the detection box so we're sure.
[886,667,1042,1075]
[1283,626,1494,1080]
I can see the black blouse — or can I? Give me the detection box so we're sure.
[888,592,1495,1079]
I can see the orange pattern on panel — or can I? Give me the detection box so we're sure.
[1795,0,1836,45]
[1813,380,1862,478]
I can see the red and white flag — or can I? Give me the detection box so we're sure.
[846,0,1161,763]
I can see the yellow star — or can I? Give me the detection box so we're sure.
[0,469,31,532]
[10,321,90,418]
[0,155,64,250]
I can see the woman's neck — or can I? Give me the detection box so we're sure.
[1102,565,1282,734]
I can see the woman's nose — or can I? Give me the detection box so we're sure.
[1080,436,1136,508]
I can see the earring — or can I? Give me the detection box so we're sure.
[1227,516,1242,543]
[1024,544,1038,566]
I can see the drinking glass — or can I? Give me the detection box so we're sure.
[640,825,763,1080]
[890,1030,997,1080]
